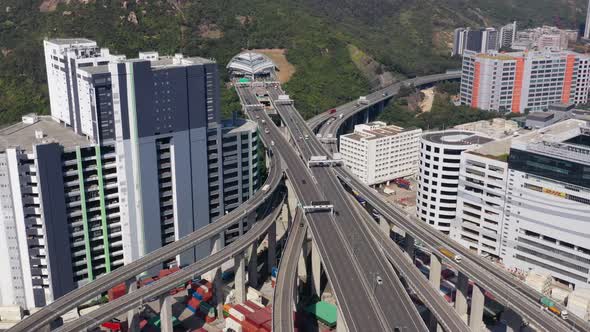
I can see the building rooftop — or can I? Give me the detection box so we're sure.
[78,64,110,75]
[454,118,519,139]
[526,112,555,121]
[227,51,276,76]
[0,115,90,153]
[46,38,97,46]
[421,130,493,146]
[221,118,258,135]
[342,121,419,141]
[469,119,588,162]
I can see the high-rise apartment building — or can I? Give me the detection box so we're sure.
[499,22,517,49]
[339,122,421,186]
[452,28,499,56]
[43,39,124,139]
[460,50,590,113]
[513,26,577,51]
[416,130,493,234]
[0,39,261,309]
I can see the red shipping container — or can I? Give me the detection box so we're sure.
[187,297,201,310]
[245,300,263,310]
[198,279,213,290]
[205,315,216,323]
[262,306,272,315]
[201,291,213,303]
[245,310,271,327]
[108,283,126,301]
[262,320,272,331]
[241,319,259,332]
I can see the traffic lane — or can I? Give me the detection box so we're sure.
[349,176,570,332]
[320,169,427,331]
[254,100,390,331]
[273,211,306,332]
[356,201,469,332]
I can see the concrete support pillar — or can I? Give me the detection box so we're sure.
[234,253,246,304]
[127,281,140,332]
[427,311,440,332]
[469,284,485,332]
[404,234,415,256]
[267,222,277,273]
[213,268,225,315]
[298,235,309,282]
[429,253,441,291]
[248,242,259,287]
[159,294,174,332]
[455,272,469,323]
[205,233,224,282]
[311,240,321,296]
[378,216,390,236]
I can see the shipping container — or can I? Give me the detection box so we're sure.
[245,309,271,327]
[108,283,127,301]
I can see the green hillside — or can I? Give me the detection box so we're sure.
[0,0,586,123]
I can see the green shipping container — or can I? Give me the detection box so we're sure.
[305,301,337,328]
[238,78,250,83]
[540,296,554,308]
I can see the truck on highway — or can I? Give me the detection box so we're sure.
[261,184,270,192]
[438,247,462,263]
[540,296,569,320]
[329,108,337,114]
[357,96,369,105]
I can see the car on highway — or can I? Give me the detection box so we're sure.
[299,135,303,140]
[255,115,260,119]
[264,128,270,134]
[304,134,309,140]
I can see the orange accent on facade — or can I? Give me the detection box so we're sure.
[511,58,525,113]
[561,54,576,103]
[471,62,481,108]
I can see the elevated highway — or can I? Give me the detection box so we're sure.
[307,71,590,332]
[266,85,469,332]
[238,85,428,331]
[272,210,307,332]
[54,192,286,332]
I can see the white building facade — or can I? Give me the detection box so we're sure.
[416,131,492,234]
[500,120,590,290]
[43,39,123,137]
[451,145,510,258]
[339,122,421,186]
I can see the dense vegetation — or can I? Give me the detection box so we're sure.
[0,0,585,124]
[378,86,498,130]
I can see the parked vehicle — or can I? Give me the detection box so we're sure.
[438,247,462,263]
[540,296,568,320]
